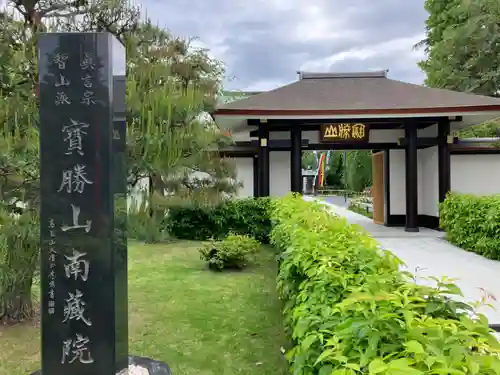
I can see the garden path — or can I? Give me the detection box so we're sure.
[303,196,500,330]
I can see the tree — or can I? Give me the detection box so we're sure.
[301,151,317,170]
[0,0,236,323]
[418,0,500,96]
[325,152,344,188]
[345,151,372,192]
[417,0,500,137]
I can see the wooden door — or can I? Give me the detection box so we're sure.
[371,152,385,225]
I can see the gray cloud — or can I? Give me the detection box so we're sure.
[141,0,428,90]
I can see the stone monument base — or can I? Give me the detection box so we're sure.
[31,355,172,375]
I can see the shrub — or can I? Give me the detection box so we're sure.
[199,233,261,271]
[167,197,272,243]
[348,197,373,219]
[0,209,40,324]
[440,192,500,260]
[272,194,500,375]
[126,199,170,244]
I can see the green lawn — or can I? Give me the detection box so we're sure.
[0,241,288,375]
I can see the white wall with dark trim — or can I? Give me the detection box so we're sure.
[233,158,254,198]
[451,155,500,196]
[390,149,500,217]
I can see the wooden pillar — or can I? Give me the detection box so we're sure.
[290,126,302,193]
[258,125,270,196]
[253,154,259,197]
[438,119,451,203]
[405,122,419,232]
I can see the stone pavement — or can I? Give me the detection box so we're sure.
[303,195,500,327]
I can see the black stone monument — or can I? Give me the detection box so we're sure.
[34,32,171,375]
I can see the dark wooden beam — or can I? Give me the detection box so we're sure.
[398,137,439,148]
[247,117,448,127]
[258,125,270,196]
[405,122,419,232]
[253,155,258,197]
[290,126,302,193]
[438,119,451,204]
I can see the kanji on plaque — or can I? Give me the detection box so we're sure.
[64,249,90,282]
[62,118,89,156]
[61,333,94,364]
[61,204,92,233]
[80,52,95,71]
[57,164,93,194]
[53,53,69,70]
[63,289,92,326]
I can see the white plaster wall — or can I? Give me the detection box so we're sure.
[233,158,254,198]
[451,155,500,195]
[418,124,437,137]
[270,151,291,196]
[390,149,500,218]
[389,150,406,215]
[269,129,319,143]
[232,129,254,141]
[419,147,439,216]
[370,129,403,143]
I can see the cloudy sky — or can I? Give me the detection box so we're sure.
[143,0,429,91]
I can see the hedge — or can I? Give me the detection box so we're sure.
[271,194,500,375]
[166,197,272,243]
[440,192,500,260]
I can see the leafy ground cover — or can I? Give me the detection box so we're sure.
[0,241,287,375]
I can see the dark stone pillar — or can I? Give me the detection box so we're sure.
[405,122,419,232]
[290,126,302,193]
[253,154,259,197]
[38,32,127,375]
[36,31,172,375]
[258,125,270,196]
[438,119,451,204]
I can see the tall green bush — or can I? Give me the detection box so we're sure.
[440,192,500,259]
[166,197,272,243]
[0,209,40,323]
[272,194,500,374]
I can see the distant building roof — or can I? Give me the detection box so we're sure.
[213,70,500,130]
[215,70,500,114]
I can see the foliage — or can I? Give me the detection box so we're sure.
[455,118,500,147]
[0,208,40,324]
[126,201,170,244]
[418,0,500,138]
[345,151,372,192]
[0,0,237,323]
[199,233,261,271]
[440,192,500,260]
[302,151,318,171]
[166,197,273,243]
[325,152,344,188]
[271,194,500,375]
[348,197,373,219]
[418,0,500,97]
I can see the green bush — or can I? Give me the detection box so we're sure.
[0,209,40,324]
[166,197,272,243]
[272,194,500,375]
[348,197,373,219]
[440,192,500,260]
[199,233,261,271]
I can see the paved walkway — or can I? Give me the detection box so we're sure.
[303,196,500,327]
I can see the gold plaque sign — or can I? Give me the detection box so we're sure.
[320,123,369,143]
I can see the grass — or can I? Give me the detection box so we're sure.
[0,241,288,375]
[348,203,373,219]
